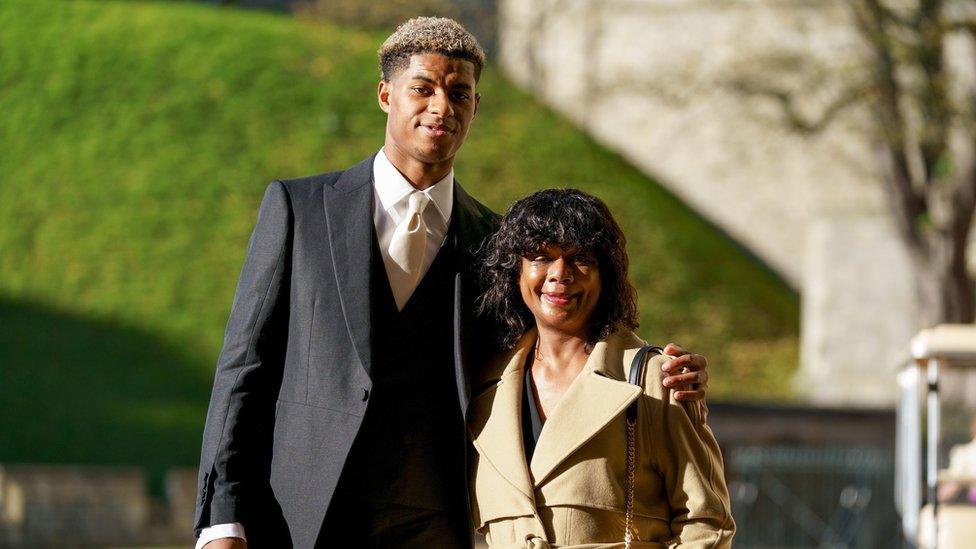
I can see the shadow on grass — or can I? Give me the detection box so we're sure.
[0,297,213,492]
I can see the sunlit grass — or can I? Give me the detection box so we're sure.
[0,0,800,477]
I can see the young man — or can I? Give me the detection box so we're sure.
[195,17,710,549]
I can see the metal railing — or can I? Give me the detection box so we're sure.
[728,444,901,548]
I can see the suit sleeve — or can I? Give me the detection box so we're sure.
[194,181,292,533]
[647,358,735,548]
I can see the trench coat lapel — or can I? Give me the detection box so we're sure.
[468,330,537,503]
[529,333,642,486]
[322,155,375,378]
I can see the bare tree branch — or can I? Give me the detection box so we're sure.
[854,0,932,253]
[727,78,867,134]
[950,148,976,241]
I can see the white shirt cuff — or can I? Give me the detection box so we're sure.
[196,523,246,549]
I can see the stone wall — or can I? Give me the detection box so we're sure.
[0,465,195,548]
[496,0,976,405]
[0,403,895,547]
[499,0,883,284]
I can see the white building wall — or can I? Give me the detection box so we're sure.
[497,0,949,405]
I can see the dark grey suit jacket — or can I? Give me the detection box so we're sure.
[194,155,499,548]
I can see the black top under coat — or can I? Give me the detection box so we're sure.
[521,353,545,462]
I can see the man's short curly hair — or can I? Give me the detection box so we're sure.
[478,189,640,350]
[378,17,485,82]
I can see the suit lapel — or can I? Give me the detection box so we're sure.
[468,330,537,503]
[529,333,642,486]
[452,181,492,261]
[322,156,375,378]
[451,180,495,418]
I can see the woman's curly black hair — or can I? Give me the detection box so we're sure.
[478,188,639,350]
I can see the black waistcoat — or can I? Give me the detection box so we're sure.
[335,227,466,511]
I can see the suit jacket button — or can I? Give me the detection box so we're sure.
[361,388,370,401]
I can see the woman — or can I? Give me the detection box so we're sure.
[469,189,734,548]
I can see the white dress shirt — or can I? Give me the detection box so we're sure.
[372,147,453,310]
[195,149,454,548]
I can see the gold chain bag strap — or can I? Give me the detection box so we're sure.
[624,345,663,549]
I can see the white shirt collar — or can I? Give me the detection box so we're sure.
[373,148,454,224]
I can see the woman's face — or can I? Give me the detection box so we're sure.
[519,244,601,337]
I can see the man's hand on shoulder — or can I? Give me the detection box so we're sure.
[203,539,247,549]
[660,342,710,424]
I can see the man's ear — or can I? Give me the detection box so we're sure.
[377,80,391,114]
[473,92,481,118]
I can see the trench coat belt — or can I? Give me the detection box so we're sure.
[524,534,552,549]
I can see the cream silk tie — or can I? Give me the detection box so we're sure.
[388,191,430,284]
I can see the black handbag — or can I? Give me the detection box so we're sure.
[623,345,663,548]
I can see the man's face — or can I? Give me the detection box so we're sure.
[378,53,480,170]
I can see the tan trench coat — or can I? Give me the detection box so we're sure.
[468,329,735,548]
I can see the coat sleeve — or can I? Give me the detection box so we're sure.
[194,180,293,533]
[647,359,735,548]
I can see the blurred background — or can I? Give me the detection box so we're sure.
[3,0,976,547]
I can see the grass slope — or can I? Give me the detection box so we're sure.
[0,0,799,479]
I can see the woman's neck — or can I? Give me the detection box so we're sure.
[529,327,590,421]
[533,326,590,373]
